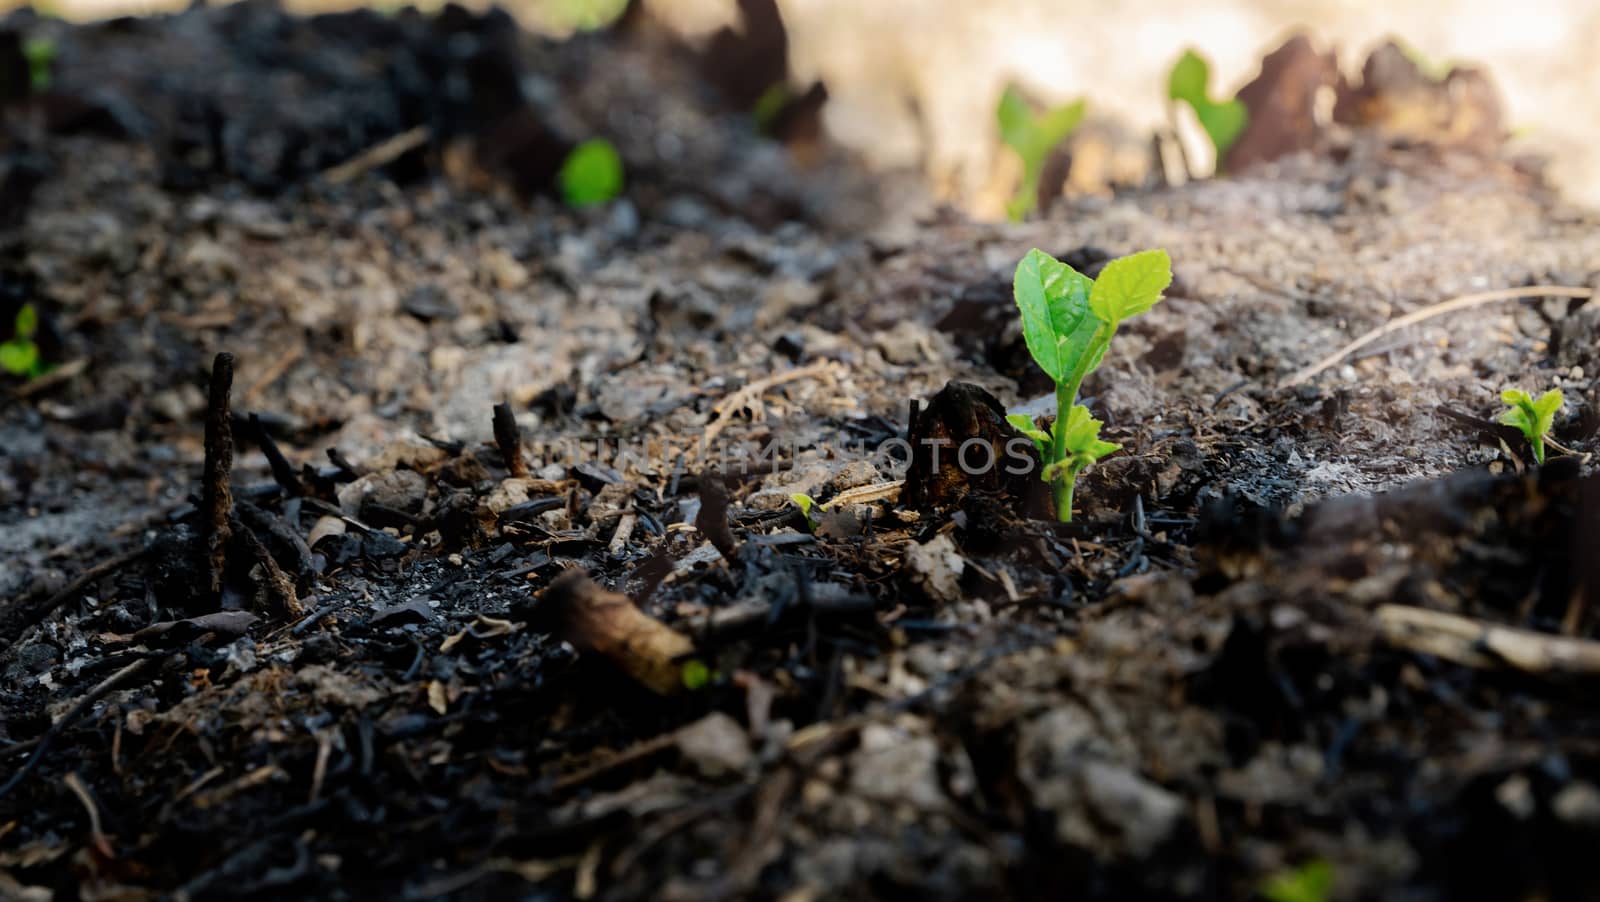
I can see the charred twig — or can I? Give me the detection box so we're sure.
[0,546,149,649]
[0,655,164,801]
[250,413,304,496]
[492,401,529,477]
[201,353,236,601]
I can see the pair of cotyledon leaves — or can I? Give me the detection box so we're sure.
[1012,248,1172,384]
[1009,248,1172,466]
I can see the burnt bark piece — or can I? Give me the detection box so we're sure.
[492,401,528,478]
[695,468,741,560]
[200,353,235,605]
[902,381,1052,520]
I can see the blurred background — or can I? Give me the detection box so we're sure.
[4,0,1598,209]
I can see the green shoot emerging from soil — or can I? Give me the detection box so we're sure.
[1499,387,1563,465]
[1259,858,1333,902]
[0,304,45,378]
[1011,248,1172,521]
[24,38,56,92]
[789,493,821,532]
[1167,49,1247,166]
[559,138,624,207]
[996,85,1086,221]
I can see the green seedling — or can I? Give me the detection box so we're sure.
[996,84,1086,221]
[789,493,821,532]
[1259,858,1333,902]
[680,658,712,691]
[1167,49,1247,166]
[1011,248,1172,521]
[558,138,624,207]
[753,82,791,134]
[1499,387,1563,465]
[24,38,56,92]
[0,304,45,379]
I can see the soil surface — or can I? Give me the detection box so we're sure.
[3,4,1599,901]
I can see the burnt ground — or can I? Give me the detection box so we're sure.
[3,3,1600,900]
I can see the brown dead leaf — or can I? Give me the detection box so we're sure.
[1224,35,1342,173]
[1333,41,1504,150]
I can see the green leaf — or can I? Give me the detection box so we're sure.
[1531,388,1564,425]
[1260,858,1333,902]
[680,659,712,691]
[1167,50,1210,103]
[1006,413,1051,459]
[997,85,1034,153]
[1060,404,1120,464]
[1035,99,1087,151]
[789,493,820,531]
[0,339,39,376]
[1167,49,1249,160]
[559,138,624,207]
[1195,99,1247,158]
[1089,249,1173,324]
[1013,249,1095,381]
[14,303,38,339]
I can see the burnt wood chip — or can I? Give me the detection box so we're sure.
[695,468,741,560]
[492,401,528,478]
[902,380,1053,520]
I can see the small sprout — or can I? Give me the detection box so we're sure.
[24,38,56,92]
[558,138,624,207]
[753,82,791,134]
[1499,387,1563,465]
[789,493,821,532]
[0,304,45,379]
[680,658,712,691]
[1013,248,1172,520]
[996,84,1086,221]
[1167,48,1248,166]
[1259,858,1333,902]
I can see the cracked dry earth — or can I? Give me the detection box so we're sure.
[3,4,1600,901]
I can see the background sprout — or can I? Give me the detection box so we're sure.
[996,84,1086,221]
[1167,48,1248,168]
[1499,387,1563,464]
[559,138,625,207]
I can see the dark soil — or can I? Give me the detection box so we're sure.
[3,4,1599,900]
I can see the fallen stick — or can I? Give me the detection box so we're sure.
[1376,604,1600,675]
[321,125,431,185]
[1282,285,1593,388]
[0,546,149,649]
[538,569,695,695]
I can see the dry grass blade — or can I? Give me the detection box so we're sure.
[1282,285,1593,387]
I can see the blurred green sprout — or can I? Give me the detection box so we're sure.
[1499,387,1563,465]
[0,304,45,379]
[559,138,624,207]
[996,84,1086,221]
[24,38,56,92]
[1168,49,1247,167]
